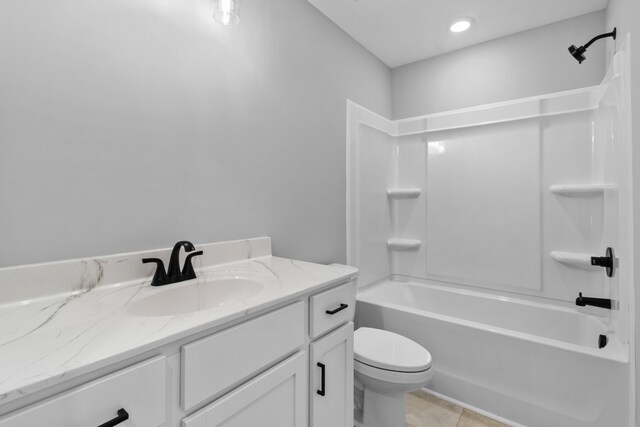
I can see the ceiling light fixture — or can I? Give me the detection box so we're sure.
[450,17,474,33]
[213,0,240,26]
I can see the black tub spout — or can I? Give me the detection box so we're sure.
[576,292,612,309]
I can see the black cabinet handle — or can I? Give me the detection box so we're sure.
[97,409,129,427]
[316,362,326,396]
[325,303,348,315]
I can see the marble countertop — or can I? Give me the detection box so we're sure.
[0,238,357,406]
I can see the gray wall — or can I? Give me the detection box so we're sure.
[392,11,606,119]
[604,1,640,425]
[0,0,391,267]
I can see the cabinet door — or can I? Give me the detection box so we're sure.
[310,322,354,427]
[182,352,307,427]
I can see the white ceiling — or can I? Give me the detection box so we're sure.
[307,0,608,68]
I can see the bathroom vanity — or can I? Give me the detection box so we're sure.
[0,237,357,427]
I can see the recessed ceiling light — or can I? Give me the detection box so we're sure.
[450,17,474,33]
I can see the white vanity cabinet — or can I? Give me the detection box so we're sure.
[182,280,356,427]
[0,279,356,427]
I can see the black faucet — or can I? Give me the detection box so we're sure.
[142,241,203,286]
[575,292,612,309]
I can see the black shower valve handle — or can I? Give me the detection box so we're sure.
[591,256,612,268]
[590,247,616,278]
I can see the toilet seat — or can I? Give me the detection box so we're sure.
[354,327,432,373]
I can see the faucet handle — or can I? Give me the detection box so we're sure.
[182,251,203,281]
[142,258,169,286]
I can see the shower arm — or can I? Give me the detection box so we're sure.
[582,28,617,50]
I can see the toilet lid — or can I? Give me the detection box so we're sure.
[354,327,432,373]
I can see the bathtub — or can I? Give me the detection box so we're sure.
[355,278,631,427]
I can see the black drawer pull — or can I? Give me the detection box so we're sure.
[317,362,326,396]
[97,409,129,427]
[325,303,348,315]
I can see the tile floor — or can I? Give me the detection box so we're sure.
[406,390,510,427]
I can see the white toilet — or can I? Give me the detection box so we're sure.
[353,327,433,427]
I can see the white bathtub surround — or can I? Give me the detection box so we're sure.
[348,46,633,302]
[348,42,633,426]
[0,237,357,408]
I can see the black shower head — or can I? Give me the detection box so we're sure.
[568,28,616,64]
[568,45,587,64]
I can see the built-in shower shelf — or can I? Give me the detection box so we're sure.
[387,188,422,199]
[550,251,600,269]
[387,239,421,250]
[549,184,617,197]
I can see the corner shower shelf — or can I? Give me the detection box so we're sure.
[387,188,422,199]
[387,239,421,250]
[549,184,617,197]
[550,251,600,269]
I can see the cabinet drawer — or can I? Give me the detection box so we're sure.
[181,301,305,411]
[182,352,307,427]
[0,356,166,427]
[309,281,356,339]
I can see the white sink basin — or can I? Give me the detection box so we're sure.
[129,275,265,316]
